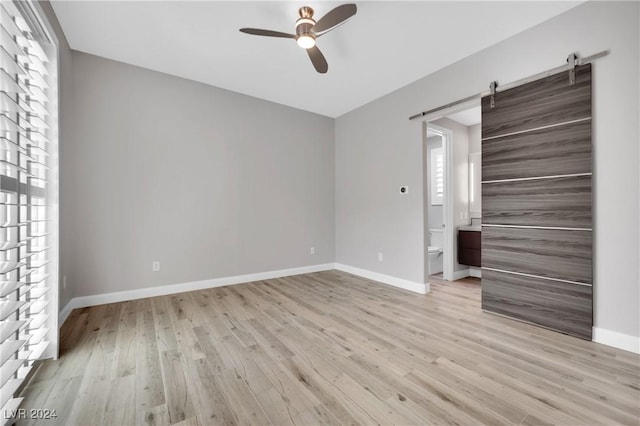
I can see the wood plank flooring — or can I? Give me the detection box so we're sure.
[18,271,640,425]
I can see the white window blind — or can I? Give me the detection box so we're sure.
[1,1,58,423]
[430,147,444,205]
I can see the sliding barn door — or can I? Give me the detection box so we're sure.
[481,64,592,339]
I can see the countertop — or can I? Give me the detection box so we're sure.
[458,225,482,232]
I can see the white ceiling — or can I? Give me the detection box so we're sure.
[50,1,582,118]
[447,105,481,127]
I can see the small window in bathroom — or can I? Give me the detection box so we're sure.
[431,147,444,205]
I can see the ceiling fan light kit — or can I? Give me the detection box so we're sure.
[295,6,316,48]
[239,3,357,74]
[296,35,316,49]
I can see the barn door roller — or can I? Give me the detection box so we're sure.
[567,52,578,85]
[489,81,498,108]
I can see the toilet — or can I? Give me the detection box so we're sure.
[428,229,443,275]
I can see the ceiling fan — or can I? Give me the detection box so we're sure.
[239,4,357,74]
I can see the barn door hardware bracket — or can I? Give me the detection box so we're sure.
[489,81,498,108]
[408,49,608,121]
[567,52,578,85]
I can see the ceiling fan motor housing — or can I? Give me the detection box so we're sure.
[296,6,316,38]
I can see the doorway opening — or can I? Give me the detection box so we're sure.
[423,102,482,283]
[424,123,451,280]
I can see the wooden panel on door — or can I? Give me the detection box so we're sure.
[481,62,593,339]
[482,119,591,182]
[483,175,592,228]
[482,226,592,284]
[482,269,592,339]
[482,64,591,139]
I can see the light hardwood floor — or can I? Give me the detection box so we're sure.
[18,271,640,425]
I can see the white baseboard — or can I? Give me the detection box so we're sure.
[451,268,471,280]
[57,263,640,355]
[58,263,334,327]
[469,268,482,278]
[334,263,428,295]
[58,300,76,328]
[593,327,640,354]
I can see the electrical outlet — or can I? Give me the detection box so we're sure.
[378,252,384,262]
[63,275,67,289]
[152,261,160,272]
[310,247,315,255]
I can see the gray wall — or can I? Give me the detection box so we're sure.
[66,52,334,298]
[335,1,640,338]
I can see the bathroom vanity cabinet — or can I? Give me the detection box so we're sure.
[458,229,481,267]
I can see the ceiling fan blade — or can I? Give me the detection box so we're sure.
[312,4,357,35]
[239,28,296,39]
[307,46,328,74]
